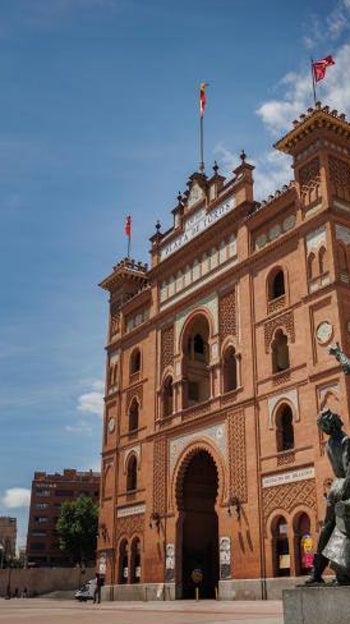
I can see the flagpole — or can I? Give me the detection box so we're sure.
[199,114,204,173]
[311,57,317,105]
[127,234,131,258]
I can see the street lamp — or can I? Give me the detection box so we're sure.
[0,544,4,570]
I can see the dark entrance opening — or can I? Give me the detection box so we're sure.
[179,450,219,599]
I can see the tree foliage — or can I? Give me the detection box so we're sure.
[56,495,98,564]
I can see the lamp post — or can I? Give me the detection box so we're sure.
[0,544,4,570]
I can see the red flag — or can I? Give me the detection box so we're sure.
[312,55,335,82]
[199,82,208,117]
[125,215,131,238]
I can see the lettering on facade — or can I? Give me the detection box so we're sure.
[117,504,146,518]
[160,196,235,260]
[262,467,315,489]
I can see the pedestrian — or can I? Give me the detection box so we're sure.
[93,573,103,604]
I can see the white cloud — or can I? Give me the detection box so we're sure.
[65,421,93,434]
[2,488,31,509]
[303,1,350,48]
[77,380,104,416]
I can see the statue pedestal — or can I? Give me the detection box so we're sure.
[283,585,350,624]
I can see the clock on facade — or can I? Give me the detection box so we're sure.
[316,321,333,345]
[108,417,116,433]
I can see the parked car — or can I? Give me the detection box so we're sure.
[74,578,97,601]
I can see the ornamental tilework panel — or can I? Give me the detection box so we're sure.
[115,513,145,542]
[153,436,167,515]
[160,325,174,376]
[306,226,326,253]
[110,304,120,337]
[262,479,316,527]
[169,423,227,473]
[175,292,218,351]
[228,411,248,503]
[336,224,350,246]
[219,290,236,341]
[299,157,321,204]
[264,311,295,353]
[299,157,320,187]
[329,156,350,201]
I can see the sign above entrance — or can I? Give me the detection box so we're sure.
[160,195,236,261]
[262,467,315,489]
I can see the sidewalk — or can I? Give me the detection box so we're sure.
[0,598,284,624]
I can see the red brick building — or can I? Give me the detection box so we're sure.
[0,517,17,562]
[98,103,350,599]
[26,469,100,566]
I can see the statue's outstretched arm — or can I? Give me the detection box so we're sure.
[329,342,350,375]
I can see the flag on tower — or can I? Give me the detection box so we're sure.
[199,82,208,117]
[125,215,131,238]
[312,55,335,82]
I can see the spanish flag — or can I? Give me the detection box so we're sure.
[312,56,335,82]
[125,215,131,238]
[200,82,208,117]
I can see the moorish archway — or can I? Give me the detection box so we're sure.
[176,449,219,599]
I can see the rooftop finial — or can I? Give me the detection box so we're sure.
[155,220,161,233]
[213,160,219,175]
[240,149,246,164]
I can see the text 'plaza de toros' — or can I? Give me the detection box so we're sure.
[97,102,350,600]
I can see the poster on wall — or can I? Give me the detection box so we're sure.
[301,533,313,569]
[219,536,231,579]
[165,543,175,582]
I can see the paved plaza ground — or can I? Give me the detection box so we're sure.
[0,598,283,624]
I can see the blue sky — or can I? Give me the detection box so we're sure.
[1,0,350,549]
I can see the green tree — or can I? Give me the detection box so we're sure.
[56,495,98,564]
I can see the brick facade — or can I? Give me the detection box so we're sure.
[98,103,350,597]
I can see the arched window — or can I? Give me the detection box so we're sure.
[118,540,129,584]
[182,314,210,408]
[128,398,139,432]
[126,455,137,492]
[307,252,317,280]
[130,538,141,584]
[276,404,294,452]
[272,516,290,577]
[130,348,141,376]
[318,246,328,275]
[268,269,285,300]
[271,329,290,373]
[338,243,349,276]
[293,513,312,576]
[162,376,173,417]
[223,346,237,393]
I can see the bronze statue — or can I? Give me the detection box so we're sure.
[307,344,350,584]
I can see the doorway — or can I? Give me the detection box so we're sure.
[177,450,219,599]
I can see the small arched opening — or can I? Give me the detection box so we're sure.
[268,269,285,300]
[126,454,138,492]
[182,314,210,408]
[118,539,129,584]
[276,404,294,452]
[130,537,141,584]
[128,398,139,432]
[293,512,312,576]
[162,376,173,418]
[271,329,290,373]
[272,515,290,577]
[130,348,141,376]
[222,346,237,393]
